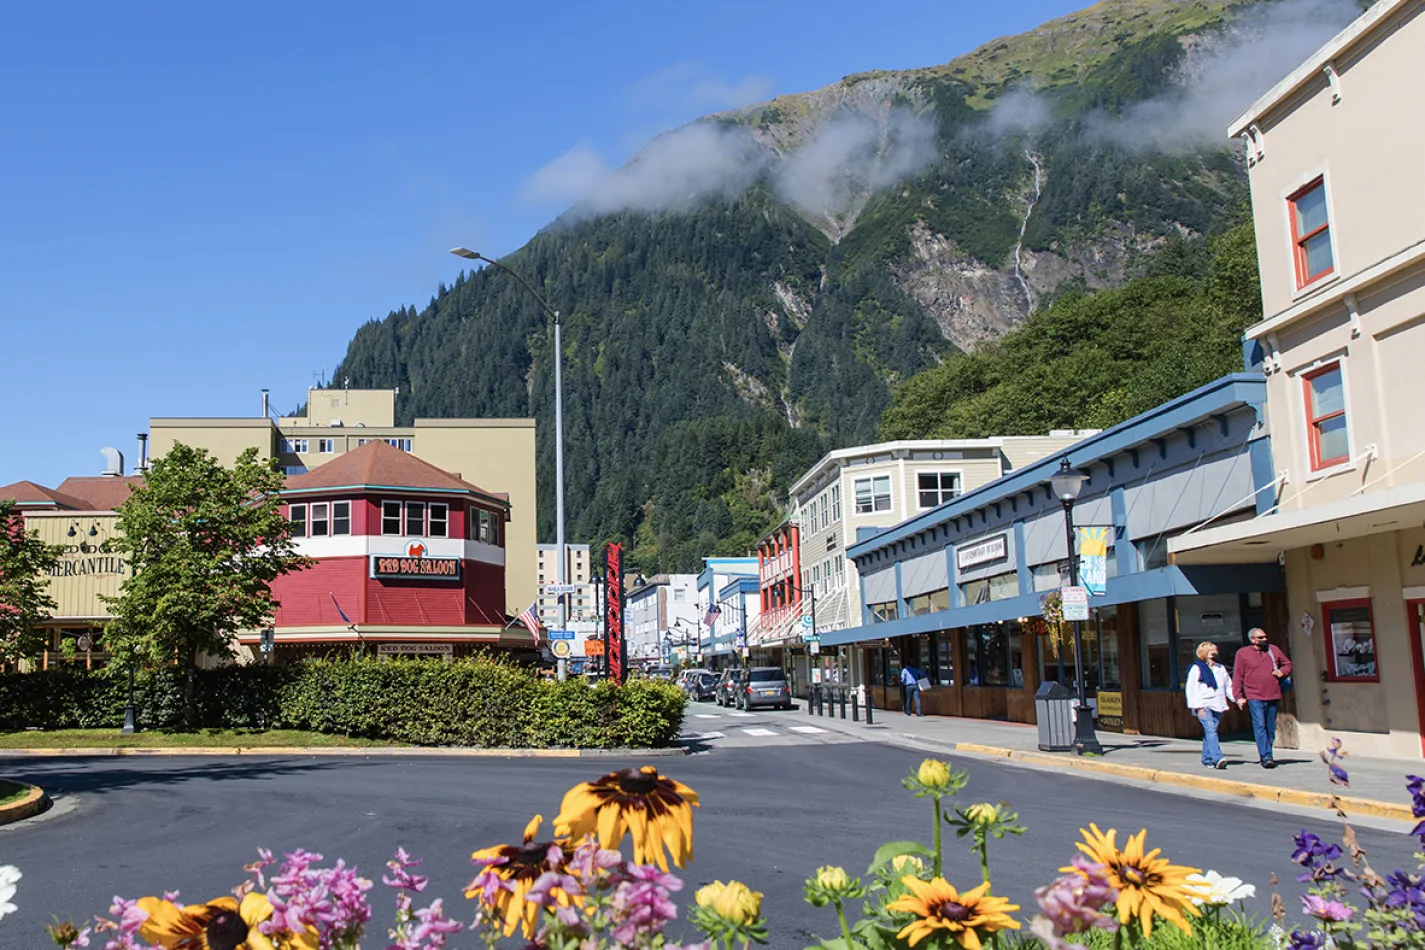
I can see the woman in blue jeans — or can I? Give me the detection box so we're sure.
[1185,641,1235,769]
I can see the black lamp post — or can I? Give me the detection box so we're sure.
[1050,458,1103,756]
[121,646,138,735]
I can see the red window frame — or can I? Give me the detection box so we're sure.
[1303,362,1348,470]
[1288,177,1333,288]
[1323,598,1379,683]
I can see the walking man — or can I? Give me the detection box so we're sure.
[1233,627,1292,768]
[900,663,925,716]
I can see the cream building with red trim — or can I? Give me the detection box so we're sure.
[1172,0,1425,759]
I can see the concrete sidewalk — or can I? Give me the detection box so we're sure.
[801,705,1421,821]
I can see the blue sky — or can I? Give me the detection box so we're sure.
[0,0,1085,488]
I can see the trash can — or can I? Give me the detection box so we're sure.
[1035,681,1075,752]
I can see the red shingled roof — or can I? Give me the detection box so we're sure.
[282,440,506,504]
[0,480,94,510]
[55,475,145,512]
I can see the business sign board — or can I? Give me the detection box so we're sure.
[1096,690,1124,730]
[371,540,461,580]
[377,643,453,656]
[956,534,1008,570]
[548,630,576,641]
[604,542,625,684]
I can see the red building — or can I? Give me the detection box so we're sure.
[750,522,802,646]
[256,440,533,659]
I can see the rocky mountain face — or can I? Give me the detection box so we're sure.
[331,0,1360,571]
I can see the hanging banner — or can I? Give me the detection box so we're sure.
[604,543,625,684]
[1078,526,1110,596]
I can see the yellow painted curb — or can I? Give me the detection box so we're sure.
[0,784,47,825]
[0,745,687,759]
[948,741,1414,822]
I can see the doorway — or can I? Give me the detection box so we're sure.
[1408,600,1425,758]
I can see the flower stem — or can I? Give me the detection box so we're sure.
[977,831,991,889]
[933,797,943,878]
[835,899,854,949]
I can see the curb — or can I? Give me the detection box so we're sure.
[943,741,1412,822]
[0,745,688,759]
[0,784,48,825]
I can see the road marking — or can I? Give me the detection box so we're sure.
[742,728,777,737]
[728,712,755,718]
[682,732,725,741]
[694,714,721,719]
[790,726,828,734]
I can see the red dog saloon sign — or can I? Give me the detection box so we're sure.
[370,540,461,580]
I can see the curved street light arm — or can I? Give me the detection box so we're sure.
[450,248,560,325]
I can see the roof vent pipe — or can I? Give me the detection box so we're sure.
[261,388,270,419]
[137,433,149,472]
[100,447,125,477]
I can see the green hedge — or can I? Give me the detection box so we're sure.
[0,656,687,748]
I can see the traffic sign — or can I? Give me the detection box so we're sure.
[1062,586,1090,622]
[542,584,578,595]
[551,640,572,658]
[801,615,813,628]
[548,629,576,640]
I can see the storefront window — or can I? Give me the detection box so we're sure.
[1325,600,1378,681]
[989,572,1019,601]
[886,649,902,687]
[971,622,1022,687]
[933,632,954,686]
[1098,607,1121,690]
[1032,561,1070,593]
[960,578,989,605]
[908,589,950,615]
[1141,599,1173,689]
[868,602,898,623]
[868,649,884,686]
[1174,594,1246,686]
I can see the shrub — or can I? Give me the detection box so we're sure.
[0,656,686,748]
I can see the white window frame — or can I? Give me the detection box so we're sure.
[831,484,842,522]
[288,504,307,538]
[318,438,335,453]
[382,500,403,536]
[404,501,426,536]
[820,491,830,530]
[281,438,308,454]
[917,471,963,510]
[1280,163,1341,301]
[428,503,448,539]
[386,437,413,452]
[310,502,330,537]
[1290,350,1357,482]
[853,475,892,515]
[332,500,351,536]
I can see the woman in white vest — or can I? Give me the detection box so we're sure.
[1186,640,1235,770]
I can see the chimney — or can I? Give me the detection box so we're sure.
[261,388,270,419]
[100,447,125,477]
[136,433,149,472]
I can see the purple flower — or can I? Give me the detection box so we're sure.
[464,866,513,906]
[607,862,682,945]
[388,898,463,950]
[526,870,583,908]
[1291,832,1344,883]
[567,837,623,882]
[1302,894,1354,923]
[1289,930,1327,950]
[1380,870,1425,928]
[261,849,373,949]
[1033,856,1119,942]
[1321,738,1350,787]
[92,897,147,950]
[383,848,429,893]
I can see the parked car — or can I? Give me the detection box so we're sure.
[685,671,718,702]
[644,664,675,681]
[714,668,743,707]
[735,667,792,711]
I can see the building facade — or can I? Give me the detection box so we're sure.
[148,386,538,614]
[535,543,597,628]
[696,557,758,666]
[626,574,700,666]
[1170,0,1425,758]
[825,376,1286,742]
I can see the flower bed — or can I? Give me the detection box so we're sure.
[11,739,1425,949]
[0,656,686,749]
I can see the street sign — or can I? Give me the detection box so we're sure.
[542,584,578,595]
[801,615,813,628]
[1062,585,1090,622]
[810,641,821,655]
[551,640,572,658]
[548,630,576,640]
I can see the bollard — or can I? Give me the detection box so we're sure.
[807,685,815,716]
[866,692,874,725]
[840,688,847,719]
[816,687,824,717]
[852,693,860,722]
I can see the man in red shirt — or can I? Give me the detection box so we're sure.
[1233,627,1292,768]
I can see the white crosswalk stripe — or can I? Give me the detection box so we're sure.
[694,714,721,719]
[789,725,827,734]
[741,728,777,737]
[728,711,756,718]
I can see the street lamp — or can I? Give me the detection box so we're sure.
[1050,457,1102,756]
[121,645,138,735]
[451,247,569,681]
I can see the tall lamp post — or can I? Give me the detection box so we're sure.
[121,646,138,735]
[1050,458,1103,756]
[451,248,569,681]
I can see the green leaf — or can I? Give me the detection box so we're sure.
[866,841,934,875]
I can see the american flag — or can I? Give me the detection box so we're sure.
[703,603,722,627]
[514,601,542,643]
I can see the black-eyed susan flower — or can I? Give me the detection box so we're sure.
[1067,824,1202,936]
[138,893,313,950]
[554,766,698,870]
[466,815,576,938]
[888,877,1020,949]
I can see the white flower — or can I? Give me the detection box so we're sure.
[0,865,19,920]
[1186,869,1255,906]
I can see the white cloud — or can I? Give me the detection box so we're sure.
[625,62,774,116]
[774,109,939,220]
[519,145,613,207]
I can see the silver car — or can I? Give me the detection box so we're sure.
[735,667,792,711]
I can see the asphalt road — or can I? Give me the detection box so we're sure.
[1,739,1419,949]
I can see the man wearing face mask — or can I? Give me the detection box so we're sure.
[1232,627,1292,768]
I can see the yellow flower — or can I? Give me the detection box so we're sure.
[554,766,699,870]
[892,854,926,874]
[137,893,316,950]
[816,866,851,891]
[466,815,576,938]
[1067,824,1202,936]
[964,803,1001,825]
[888,877,1020,950]
[918,758,952,790]
[696,880,763,926]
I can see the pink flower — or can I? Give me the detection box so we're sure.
[383,848,429,893]
[1031,857,1119,949]
[388,898,463,950]
[568,838,623,882]
[526,871,583,908]
[92,897,147,950]
[261,849,373,949]
[464,867,513,906]
[608,863,681,945]
[1302,894,1354,922]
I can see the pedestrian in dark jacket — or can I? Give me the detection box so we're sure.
[1233,628,1292,768]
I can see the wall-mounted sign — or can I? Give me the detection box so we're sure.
[1062,586,1089,621]
[370,542,461,580]
[377,643,453,656]
[1096,690,1124,730]
[956,534,1007,570]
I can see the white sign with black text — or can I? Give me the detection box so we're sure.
[956,534,1008,570]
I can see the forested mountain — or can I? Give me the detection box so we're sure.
[331,0,1357,573]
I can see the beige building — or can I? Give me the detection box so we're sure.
[535,543,597,627]
[776,433,1097,693]
[1172,0,1425,758]
[150,387,538,613]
